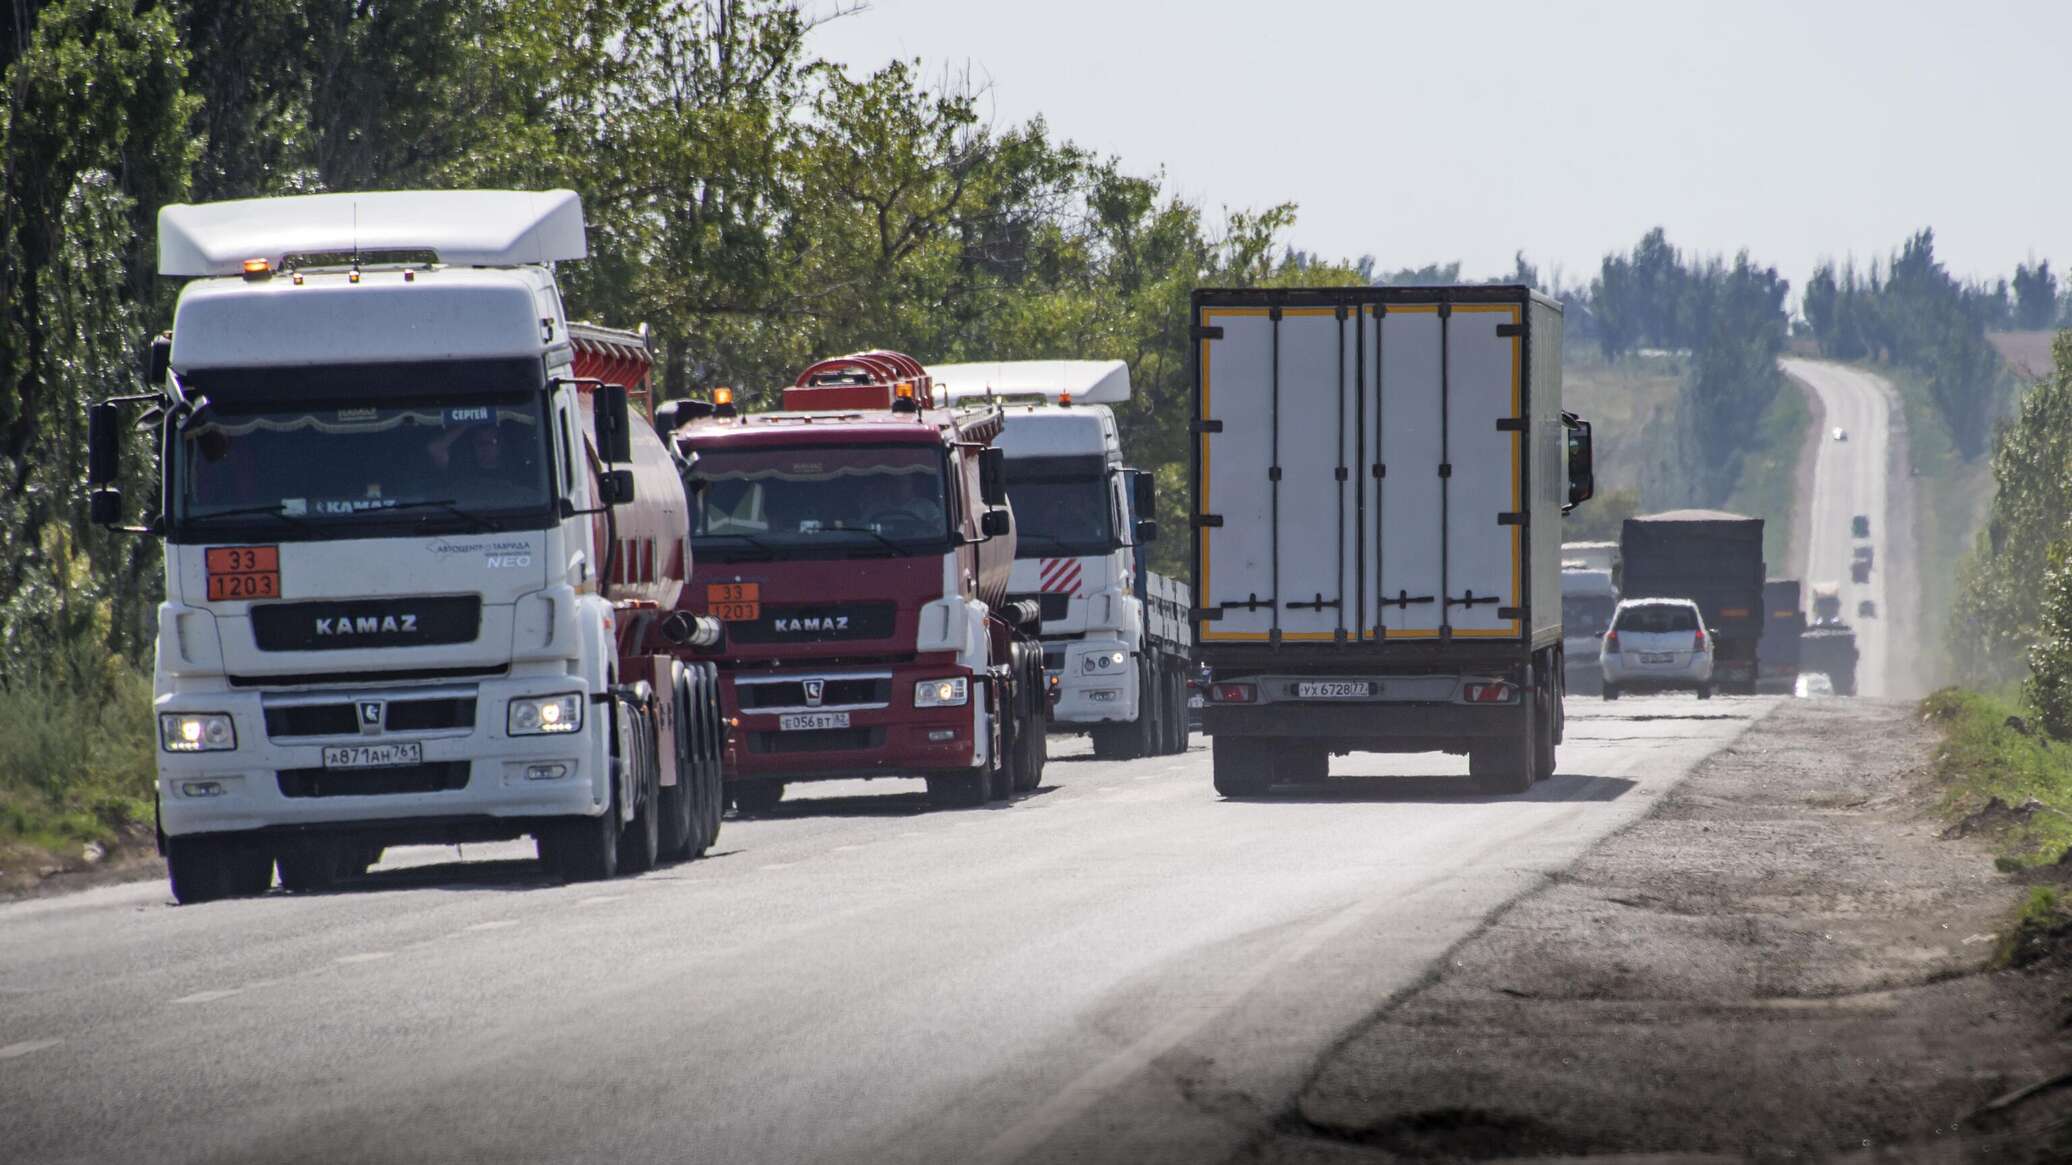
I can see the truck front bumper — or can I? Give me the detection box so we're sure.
[1049,637,1138,725]
[155,675,607,838]
[723,664,988,783]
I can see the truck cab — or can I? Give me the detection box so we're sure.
[90,190,724,902]
[667,352,1048,810]
[927,361,1194,760]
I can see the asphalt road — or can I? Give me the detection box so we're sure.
[1781,359,1899,696]
[0,698,1765,1165]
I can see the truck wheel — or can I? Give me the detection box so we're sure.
[1472,704,1536,796]
[276,838,346,893]
[1695,683,1713,700]
[926,770,989,807]
[542,781,620,883]
[1602,683,1620,701]
[1015,703,1048,792]
[1271,745,1329,784]
[1089,723,1133,760]
[733,780,784,817]
[987,683,1015,801]
[658,676,695,861]
[1162,667,1185,755]
[1137,660,1159,756]
[1212,736,1273,798]
[618,712,661,874]
[167,836,251,904]
[1532,675,1557,783]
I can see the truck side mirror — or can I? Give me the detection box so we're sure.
[1563,413,1594,512]
[979,447,1008,507]
[980,507,1012,538]
[1131,470,1155,516]
[90,488,124,526]
[89,401,121,485]
[147,334,172,387]
[598,467,636,506]
[1134,519,1160,544]
[597,385,633,464]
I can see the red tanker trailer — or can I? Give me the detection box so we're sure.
[659,351,1047,810]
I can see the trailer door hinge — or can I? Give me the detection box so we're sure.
[1192,606,1225,622]
[1267,466,1281,481]
[1192,418,1224,434]
[1192,325,1224,341]
[1496,323,1524,338]
[1498,606,1527,621]
[1498,511,1528,526]
[1448,591,1501,608]
[1495,417,1528,432]
[1193,514,1224,528]
[1284,594,1340,611]
[1438,463,1452,478]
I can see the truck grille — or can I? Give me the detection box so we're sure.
[277,762,471,798]
[265,698,477,739]
[747,727,884,754]
[736,677,890,710]
[250,596,481,652]
[724,602,897,644]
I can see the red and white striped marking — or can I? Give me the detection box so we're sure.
[1038,557,1083,596]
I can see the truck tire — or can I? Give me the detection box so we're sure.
[1695,683,1713,700]
[1271,745,1329,784]
[542,767,620,883]
[618,710,661,874]
[167,835,268,904]
[658,673,695,861]
[1163,665,1187,755]
[1010,668,1048,793]
[275,837,346,893]
[1472,702,1536,796]
[1602,683,1620,701]
[987,681,1015,802]
[1532,674,1557,783]
[733,780,785,817]
[927,770,989,807]
[1212,736,1273,798]
[1090,723,1134,760]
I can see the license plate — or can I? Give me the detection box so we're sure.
[778,712,849,731]
[1189,695,1205,708]
[322,741,422,769]
[1295,681,1374,699]
[1088,690,1119,703]
[707,581,761,621]
[1640,652,1673,664]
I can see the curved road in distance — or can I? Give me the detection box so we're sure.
[2,705,1764,1165]
[1780,359,1906,698]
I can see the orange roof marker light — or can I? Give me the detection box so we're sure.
[712,385,737,418]
[892,380,919,413]
[240,258,271,281]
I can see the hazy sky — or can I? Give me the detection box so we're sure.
[814,0,2064,298]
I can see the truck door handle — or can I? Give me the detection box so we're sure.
[1447,591,1500,607]
[1383,591,1435,609]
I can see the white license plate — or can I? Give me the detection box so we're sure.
[1295,681,1374,699]
[1640,653,1674,664]
[1087,689,1119,703]
[1188,695,1205,708]
[778,712,850,731]
[322,741,423,769]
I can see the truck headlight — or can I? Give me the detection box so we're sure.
[915,676,969,707]
[160,713,236,753]
[1080,650,1128,675]
[508,693,583,736]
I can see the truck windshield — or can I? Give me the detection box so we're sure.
[1004,472,1112,558]
[1562,594,1618,636]
[691,443,951,561]
[172,393,553,539]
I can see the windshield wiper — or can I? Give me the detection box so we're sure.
[185,502,314,534]
[821,524,911,556]
[697,531,778,559]
[379,498,500,533]
[1014,532,1067,550]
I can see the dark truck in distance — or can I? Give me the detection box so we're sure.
[1619,510,1765,694]
[1756,578,1805,693]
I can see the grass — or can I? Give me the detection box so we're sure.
[0,662,156,856]
[2000,886,2069,967]
[1876,364,1996,684]
[1919,688,2072,871]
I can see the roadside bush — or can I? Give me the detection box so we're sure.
[2028,542,2072,739]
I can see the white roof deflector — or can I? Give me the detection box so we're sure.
[158,189,586,277]
[927,360,1131,404]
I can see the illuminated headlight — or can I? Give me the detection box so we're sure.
[508,693,583,736]
[1080,650,1129,675]
[915,676,969,707]
[160,713,236,753]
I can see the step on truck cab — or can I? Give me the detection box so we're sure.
[89,190,726,903]
[926,361,1193,759]
[1191,286,1594,795]
[663,352,1048,811]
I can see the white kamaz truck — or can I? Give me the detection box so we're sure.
[928,361,1193,759]
[88,190,725,902]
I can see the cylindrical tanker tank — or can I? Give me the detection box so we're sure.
[569,321,687,613]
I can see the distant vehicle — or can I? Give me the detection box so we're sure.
[1757,578,1805,693]
[1852,545,1874,565]
[1809,582,1844,626]
[1601,598,1715,700]
[1562,540,1622,589]
[1621,509,1764,693]
[1562,567,1619,695]
[1850,545,1873,584]
[1832,427,1848,441]
[1851,514,1870,538]
[1797,672,1835,697]
[1858,599,1877,618]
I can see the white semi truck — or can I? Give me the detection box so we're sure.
[88,190,725,903]
[928,361,1193,758]
[1191,287,1595,795]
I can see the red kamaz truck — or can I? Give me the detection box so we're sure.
[660,351,1047,811]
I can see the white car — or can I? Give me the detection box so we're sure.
[1601,597,1714,700]
[1832,426,1848,441]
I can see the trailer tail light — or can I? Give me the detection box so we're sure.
[1604,631,1620,655]
[1462,681,1517,704]
[1210,682,1256,704]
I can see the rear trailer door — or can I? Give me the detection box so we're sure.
[1194,289,1538,648]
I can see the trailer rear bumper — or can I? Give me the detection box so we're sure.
[1203,701,1526,749]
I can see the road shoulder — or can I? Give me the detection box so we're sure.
[1247,698,2072,1162]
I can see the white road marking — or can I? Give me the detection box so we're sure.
[463,920,518,932]
[333,952,392,965]
[172,989,241,1005]
[0,1038,60,1059]
[576,895,626,906]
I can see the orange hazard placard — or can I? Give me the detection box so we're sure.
[205,545,281,601]
[706,581,760,621]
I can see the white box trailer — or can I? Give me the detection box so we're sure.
[1190,286,1593,795]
